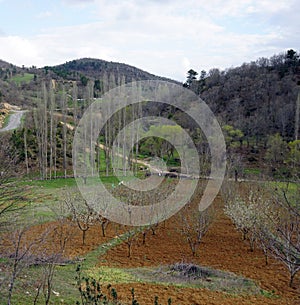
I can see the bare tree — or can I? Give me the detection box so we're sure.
[49,80,56,180]
[33,252,61,305]
[0,139,27,230]
[0,219,50,305]
[72,81,78,127]
[61,86,68,178]
[179,204,212,257]
[122,226,138,258]
[23,125,30,175]
[260,185,300,287]
[64,191,98,246]
[30,201,75,305]
[295,90,300,141]
[97,215,110,238]
[33,82,49,179]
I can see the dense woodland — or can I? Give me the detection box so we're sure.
[186,49,300,142]
[0,50,299,180]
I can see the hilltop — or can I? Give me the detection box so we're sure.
[0,57,178,108]
[47,58,177,83]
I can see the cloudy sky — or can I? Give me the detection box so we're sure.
[0,0,299,81]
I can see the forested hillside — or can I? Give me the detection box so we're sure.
[0,58,177,107]
[0,50,299,180]
[185,49,300,142]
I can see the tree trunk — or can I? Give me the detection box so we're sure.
[23,126,29,175]
[62,88,67,179]
[295,91,300,141]
[42,82,48,180]
[127,242,131,258]
[7,260,18,305]
[289,272,295,287]
[49,81,55,180]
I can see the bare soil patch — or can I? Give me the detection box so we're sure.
[8,194,299,304]
[95,196,299,305]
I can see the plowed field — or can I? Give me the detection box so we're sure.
[54,194,299,305]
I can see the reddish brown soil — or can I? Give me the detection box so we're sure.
[94,197,299,305]
[9,195,299,305]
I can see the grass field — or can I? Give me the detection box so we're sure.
[0,177,299,305]
[10,73,34,85]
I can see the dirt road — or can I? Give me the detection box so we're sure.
[0,110,26,132]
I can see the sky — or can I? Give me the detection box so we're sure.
[0,0,299,81]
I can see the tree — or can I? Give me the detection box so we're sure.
[224,181,300,287]
[224,187,272,252]
[179,204,212,257]
[33,82,49,179]
[72,81,79,126]
[260,185,300,287]
[198,70,207,93]
[61,86,68,178]
[97,215,109,238]
[265,134,288,172]
[64,190,98,246]
[80,75,89,86]
[23,125,29,175]
[295,91,300,141]
[183,69,198,88]
[49,80,56,179]
[222,125,244,148]
[122,226,138,258]
[287,140,300,178]
[0,212,51,305]
[286,49,298,61]
[286,49,299,72]
[0,137,27,229]
[222,125,244,181]
[33,221,74,305]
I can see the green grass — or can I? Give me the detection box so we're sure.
[244,168,261,176]
[22,177,78,189]
[123,265,261,295]
[10,73,34,85]
[21,175,136,189]
[0,111,12,129]
[265,180,299,193]
[0,261,80,305]
[89,266,137,284]
[14,175,140,223]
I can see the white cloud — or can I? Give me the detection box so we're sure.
[62,0,95,6]
[0,0,298,81]
[189,0,293,17]
[0,36,40,66]
[36,11,53,19]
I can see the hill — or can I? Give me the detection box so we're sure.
[0,51,299,180]
[0,58,178,107]
[47,58,177,83]
[185,49,300,142]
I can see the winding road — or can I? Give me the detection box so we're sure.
[0,111,26,132]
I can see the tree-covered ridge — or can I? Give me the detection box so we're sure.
[185,49,300,141]
[48,58,178,83]
[0,57,178,107]
[0,50,299,180]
